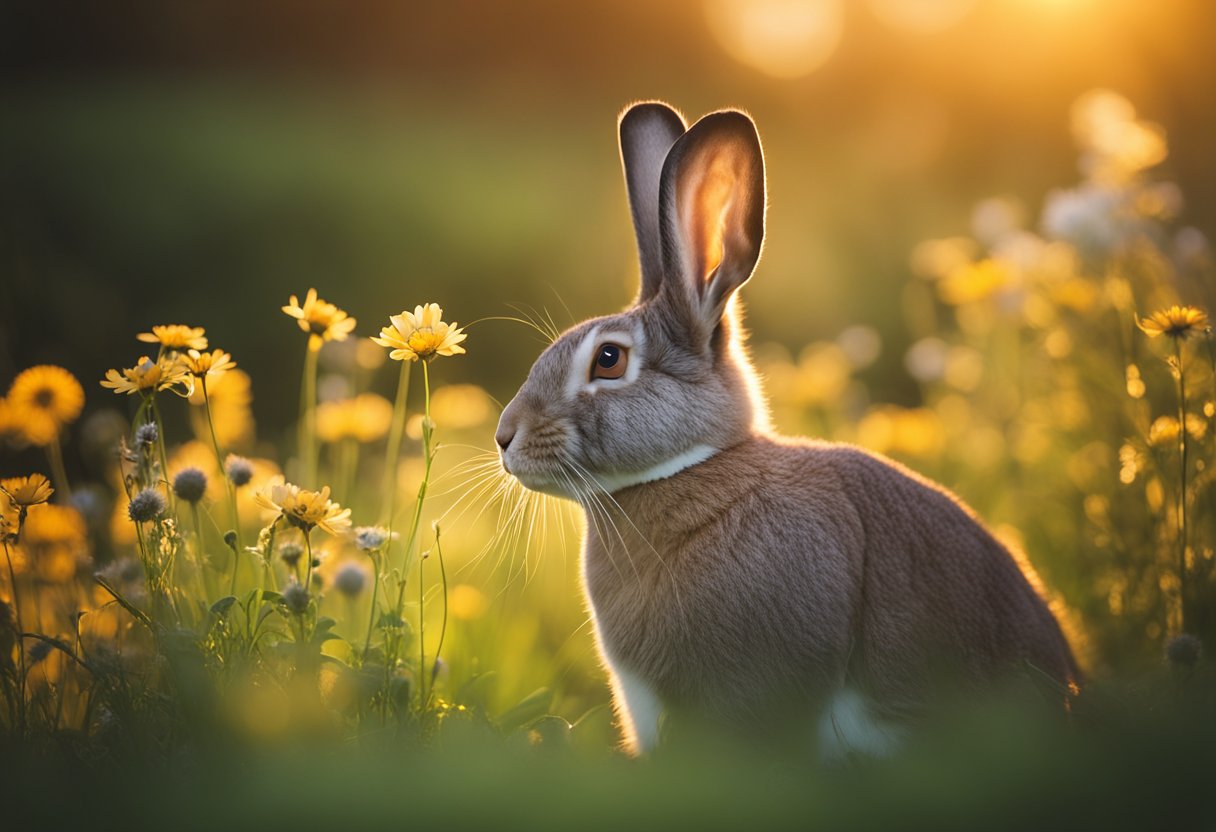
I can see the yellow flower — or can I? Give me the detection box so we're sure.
[17,503,88,584]
[7,365,86,446]
[938,259,1013,306]
[101,356,194,397]
[372,303,468,362]
[282,289,357,351]
[254,477,351,536]
[180,348,236,379]
[1138,305,1209,340]
[0,473,54,508]
[137,324,208,351]
[316,394,394,444]
[0,397,25,446]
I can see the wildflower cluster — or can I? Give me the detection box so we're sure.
[761,89,1216,664]
[1,290,479,741]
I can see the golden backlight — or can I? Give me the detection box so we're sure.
[704,0,845,80]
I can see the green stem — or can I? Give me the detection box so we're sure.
[381,359,412,525]
[300,345,320,488]
[426,529,449,710]
[46,435,72,504]
[192,503,214,602]
[361,550,381,664]
[149,396,175,514]
[1175,339,1189,633]
[304,530,315,592]
[202,376,243,556]
[418,545,426,712]
[393,361,433,617]
[3,539,27,735]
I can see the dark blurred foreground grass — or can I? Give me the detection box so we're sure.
[4,673,1215,832]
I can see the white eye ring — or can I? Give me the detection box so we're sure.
[566,326,642,399]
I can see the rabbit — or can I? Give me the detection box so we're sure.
[494,101,1080,759]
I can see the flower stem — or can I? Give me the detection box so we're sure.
[299,344,320,488]
[191,503,214,602]
[426,529,448,711]
[304,530,315,592]
[393,361,433,614]
[418,546,426,713]
[361,550,381,664]
[1175,339,1189,633]
[149,396,175,514]
[3,539,27,735]
[202,376,243,557]
[381,359,412,526]
[46,434,72,504]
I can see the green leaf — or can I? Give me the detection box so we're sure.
[495,687,553,733]
[210,595,238,616]
[22,632,97,674]
[93,576,153,631]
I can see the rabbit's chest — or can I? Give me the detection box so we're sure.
[582,505,858,714]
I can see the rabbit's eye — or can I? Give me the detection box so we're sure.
[591,343,629,380]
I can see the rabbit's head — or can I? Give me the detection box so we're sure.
[496,102,770,497]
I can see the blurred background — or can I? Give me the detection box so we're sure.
[3,0,1213,424]
[2,0,1216,721]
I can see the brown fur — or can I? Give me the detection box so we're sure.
[586,437,1078,730]
[496,102,1079,754]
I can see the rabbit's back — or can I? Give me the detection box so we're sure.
[814,441,1079,706]
[588,436,1077,730]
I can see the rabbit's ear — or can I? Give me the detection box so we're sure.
[619,102,688,302]
[658,110,766,339]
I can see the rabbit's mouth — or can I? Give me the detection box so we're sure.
[506,466,579,500]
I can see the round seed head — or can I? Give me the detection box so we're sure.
[283,580,310,615]
[333,562,367,598]
[127,488,166,523]
[1166,633,1202,668]
[172,467,208,504]
[225,455,254,487]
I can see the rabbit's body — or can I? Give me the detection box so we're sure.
[584,434,1076,753]
[496,101,1079,756]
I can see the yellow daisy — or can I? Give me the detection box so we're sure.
[0,397,24,446]
[1138,305,1209,340]
[7,365,86,446]
[17,503,88,584]
[0,473,54,508]
[101,355,194,397]
[254,476,351,536]
[180,348,236,379]
[372,303,468,362]
[137,324,208,351]
[282,289,358,351]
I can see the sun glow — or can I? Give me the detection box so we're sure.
[704,0,844,80]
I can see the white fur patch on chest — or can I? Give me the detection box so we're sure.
[608,664,665,754]
[816,686,904,763]
[593,444,719,493]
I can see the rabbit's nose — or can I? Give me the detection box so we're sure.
[495,424,516,452]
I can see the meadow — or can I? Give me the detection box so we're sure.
[3,72,1216,832]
